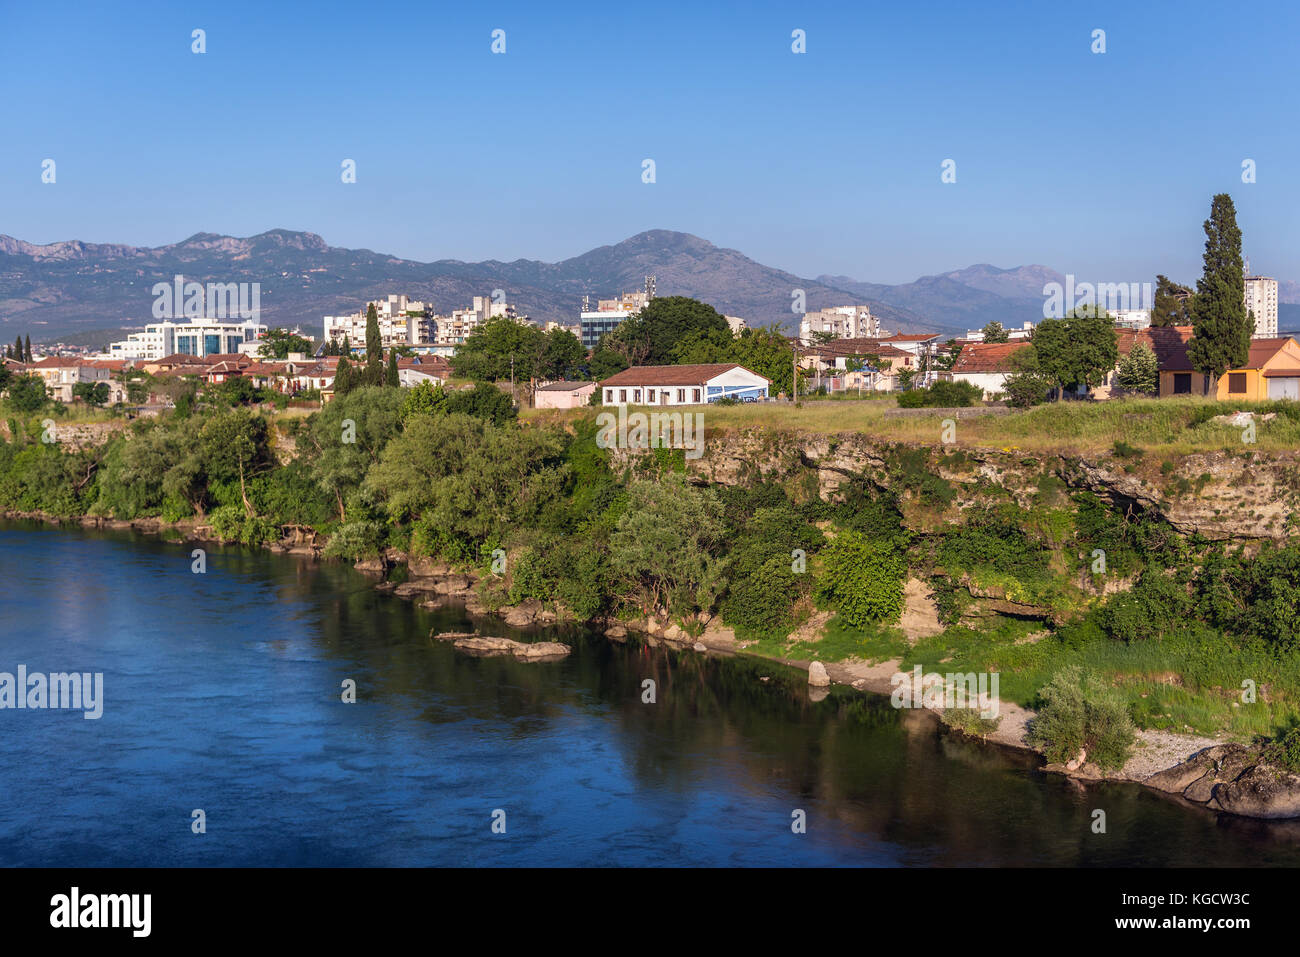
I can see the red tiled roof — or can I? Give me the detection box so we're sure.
[599,363,765,387]
[807,338,911,358]
[949,341,1031,374]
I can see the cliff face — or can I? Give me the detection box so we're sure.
[613,429,1300,544]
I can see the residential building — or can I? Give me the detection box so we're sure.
[725,315,747,335]
[1156,328,1300,400]
[800,305,880,344]
[324,294,436,349]
[948,341,1033,398]
[599,363,770,406]
[800,338,915,392]
[1111,309,1152,329]
[533,380,596,409]
[1245,276,1279,338]
[107,316,267,360]
[29,357,126,403]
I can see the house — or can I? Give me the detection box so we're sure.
[28,357,119,403]
[599,363,770,406]
[947,341,1033,398]
[1155,328,1300,400]
[533,380,596,409]
[800,339,915,392]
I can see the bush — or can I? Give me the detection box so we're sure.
[1028,665,1136,771]
[322,520,385,559]
[941,707,1002,737]
[814,530,906,626]
[896,380,982,408]
[1261,726,1300,772]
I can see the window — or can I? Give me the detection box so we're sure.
[605,390,613,404]
[1173,373,1191,395]
[633,389,642,403]
[618,389,627,403]
[1228,373,1247,394]
[647,389,656,403]
[677,388,685,403]
[692,388,701,403]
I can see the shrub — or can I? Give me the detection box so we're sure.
[322,520,385,559]
[1028,665,1136,771]
[815,530,906,626]
[941,707,1002,737]
[1261,726,1300,773]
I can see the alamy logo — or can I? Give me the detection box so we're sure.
[152,274,261,321]
[0,665,104,719]
[1042,275,1152,319]
[595,405,704,460]
[890,665,1000,720]
[50,887,151,937]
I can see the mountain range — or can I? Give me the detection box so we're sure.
[2,229,1296,346]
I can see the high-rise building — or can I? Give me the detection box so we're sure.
[1244,276,1279,338]
[581,289,653,350]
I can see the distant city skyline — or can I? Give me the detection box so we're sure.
[2,0,1296,287]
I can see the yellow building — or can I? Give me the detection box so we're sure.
[1157,327,1300,401]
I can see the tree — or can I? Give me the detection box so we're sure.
[814,529,907,626]
[6,374,48,412]
[1187,194,1252,385]
[587,348,629,382]
[13,337,22,362]
[258,328,314,359]
[1033,308,1117,400]
[729,326,795,396]
[671,327,733,365]
[364,303,383,385]
[1150,275,1194,327]
[1115,342,1159,395]
[981,321,1010,343]
[24,336,32,362]
[306,386,405,521]
[608,474,728,618]
[399,381,447,421]
[340,335,352,358]
[1027,665,1136,771]
[333,356,357,396]
[72,381,111,406]
[1000,343,1053,407]
[385,349,400,388]
[450,316,547,382]
[444,382,516,426]
[539,328,584,381]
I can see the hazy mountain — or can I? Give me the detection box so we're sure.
[1,228,962,345]
[818,263,1066,336]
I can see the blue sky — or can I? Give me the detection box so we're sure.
[1,0,1295,285]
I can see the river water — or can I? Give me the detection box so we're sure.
[2,521,1298,867]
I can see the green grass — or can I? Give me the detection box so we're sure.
[744,615,908,663]
[526,396,1300,455]
[901,615,1299,740]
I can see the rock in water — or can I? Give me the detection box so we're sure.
[808,661,831,687]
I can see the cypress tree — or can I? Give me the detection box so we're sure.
[1186,193,1251,385]
[334,356,355,396]
[14,336,22,361]
[385,349,399,387]
[24,335,32,362]
[341,335,352,357]
[364,303,382,385]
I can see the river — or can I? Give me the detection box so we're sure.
[2,521,1298,867]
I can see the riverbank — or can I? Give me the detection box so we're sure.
[7,508,1298,821]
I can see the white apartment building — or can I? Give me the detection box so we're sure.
[1111,309,1151,329]
[107,317,268,360]
[960,321,1035,342]
[799,305,880,344]
[1245,276,1279,338]
[324,294,436,349]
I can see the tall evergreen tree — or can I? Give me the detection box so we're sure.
[14,336,23,361]
[385,349,400,387]
[340,335,352,357]
[24,335,32,362]
[364,303,383,385]
[1186,194,1251,384]
[333,356,356,396]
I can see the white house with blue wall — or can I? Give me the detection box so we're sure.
[599,363,770,406]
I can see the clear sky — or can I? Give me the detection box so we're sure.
[1,0,1295,285]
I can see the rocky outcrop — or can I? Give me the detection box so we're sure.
[1212,765,1300,819]
[1144,743,1300,819]
[808,661,831,687]
[448,636,571,661]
